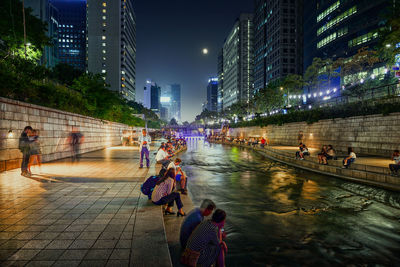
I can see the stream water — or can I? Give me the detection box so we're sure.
[179,138,400,266]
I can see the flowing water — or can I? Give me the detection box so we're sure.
[179,138,400,266]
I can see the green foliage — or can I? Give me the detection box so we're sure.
[0,56,155,127]
[169,118,178,126]
[210,98,400,129]
[51,63,83,86]
[377,4,400,67]
[0,0,50,55]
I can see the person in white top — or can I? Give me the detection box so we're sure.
[138,129,151,168]
[343,147,356,168]
[389,150,400,176]
[151,168,185,216]
[156,145,170,168]
[167,158,187,194]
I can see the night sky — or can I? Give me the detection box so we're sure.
[134,0,254,122]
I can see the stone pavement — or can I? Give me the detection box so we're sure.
[0,146,172,267]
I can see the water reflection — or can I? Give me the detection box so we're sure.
[180,140,400,266]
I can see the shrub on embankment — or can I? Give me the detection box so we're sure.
[208,97,400,129]
[0,56,162,127]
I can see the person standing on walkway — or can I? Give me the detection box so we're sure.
[28,129,42,174]
[19,126,33,176]
[67,126,84,162]
[179,199,216,248]
[138,128,151,168]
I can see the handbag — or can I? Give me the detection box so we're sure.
[180,248,201,267]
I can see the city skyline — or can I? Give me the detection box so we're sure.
[134,0,254,122]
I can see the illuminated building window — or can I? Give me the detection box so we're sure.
[102,2,106,7]
[102,22,106,27]
[102,9,106,13]
[102,43,106,47]
[317,1,340,22]
[348,31,379,47]
[317,6,357,36]
[121,77,125,81]
[102,49,106,54]
[103,57,106,60]
[102,16,106,20]
[121,84,125,87]
[102,36,106,40]
[102,69,106,73]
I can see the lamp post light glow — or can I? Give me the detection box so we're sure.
[202,48,208,55]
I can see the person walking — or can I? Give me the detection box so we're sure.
[19,126,33,176]
[67,126,84,162]
[138,128,151,168]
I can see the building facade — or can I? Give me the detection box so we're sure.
[168,84,182,122]
[222,13,254,109]
[254,0,304,92]
[143,79,161,114]
[53,0,86,71]
[206,77,218,112]
[303,0,393,71]
[25,0,59,68]
[217,48,224,112]
[87,0,136,101]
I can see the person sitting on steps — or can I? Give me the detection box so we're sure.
[168,158,188,195]
[342,147,356,168]
[155,145,171,168]
[179,199,216,248]
[389,150,400,176]
[318,145,328,164]
[151,168,185,217]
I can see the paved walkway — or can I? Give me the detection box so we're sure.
[0,147,170,267]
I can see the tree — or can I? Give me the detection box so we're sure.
[51,63,83,85]
[304,58,326,92]
[334,47,380,102]
[0,0,50,57]
[252,80,285,114]
[169,118,178,126]
[377,4,400,67]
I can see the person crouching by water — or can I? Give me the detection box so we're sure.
[19,126,33,176]
[151,168,185,217]
[179,199,216,249]
[138,128,151,168]
[181,209,228,267]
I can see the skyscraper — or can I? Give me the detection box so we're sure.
[143,80,161,114]
[222,13,254,109]
[303,0,393,71]
[87,0,136,101]
[207,77,218,112]
[169,84,182,122]
[254,0,303,92]
[217,48,224,112]
[25,0,59,68]
[53,0,86,71]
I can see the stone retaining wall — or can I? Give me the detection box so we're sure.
[218,113,400,156]
[0,97,144,171]
[211,140,400,191]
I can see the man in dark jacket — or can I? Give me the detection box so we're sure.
[19,126,33,176]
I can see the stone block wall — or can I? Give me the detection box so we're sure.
[0,97,143,171]
[221,113,400,157]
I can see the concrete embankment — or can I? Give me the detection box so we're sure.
[212,112,400,157]
[210,140,400,191]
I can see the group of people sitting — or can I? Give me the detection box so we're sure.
[317,145,337,165]
[295,143,310,160]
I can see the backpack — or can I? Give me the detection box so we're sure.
[141,175,161,199]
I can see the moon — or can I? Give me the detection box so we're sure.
[202,48,208,55]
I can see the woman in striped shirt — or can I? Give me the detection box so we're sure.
[182,209,227,267]
[151,168,185,216]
